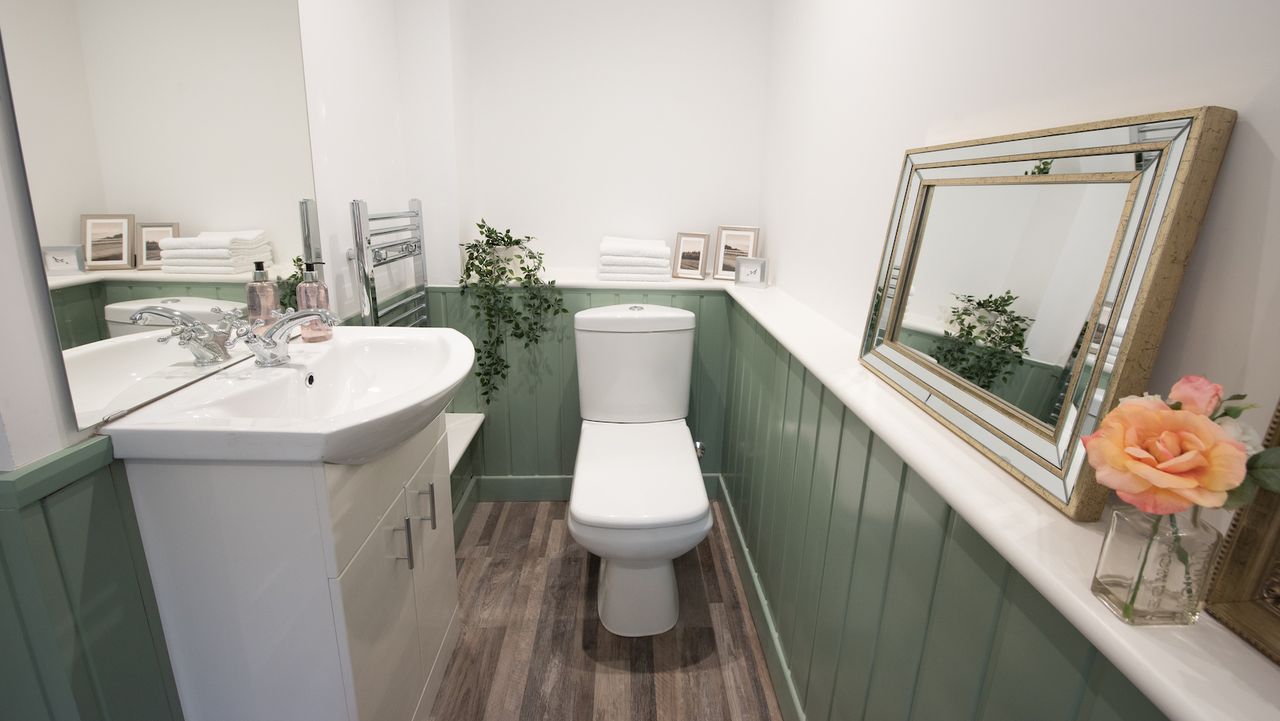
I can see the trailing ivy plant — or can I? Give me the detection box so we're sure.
[933,291,1033,391]
[1025,158,1054,175]
[459,220,567,403]
[275,256,305,310]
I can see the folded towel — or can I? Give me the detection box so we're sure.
[161,265,254,275]
[600,236,670,259]
[598,262,670,276]
[597,254,670,268]
[197,229,266,242]
[159,257,263,268]
[160,245,270,260]
[597,272,673,283]
[160,231,267,250]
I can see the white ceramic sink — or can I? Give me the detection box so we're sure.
[103,326,476,463]
[64,330,249,429]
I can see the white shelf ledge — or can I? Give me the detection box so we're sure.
[46,266,293,291]
[445,412,484,473]
[723,285,1280,721]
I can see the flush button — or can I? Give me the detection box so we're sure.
[628,305,644,311]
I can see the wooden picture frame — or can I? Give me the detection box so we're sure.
[81,213,135,270]
[673,232,709,279]
[713,226,759,281]
[1206,400,1280,665]
[136,222,179,269]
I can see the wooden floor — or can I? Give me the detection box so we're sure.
[429,501,784,721]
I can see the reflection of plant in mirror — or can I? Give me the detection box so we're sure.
[276,256,305,310]
[1025,159,1054,175]
[934,291,1032,391]
[460,220,567,403]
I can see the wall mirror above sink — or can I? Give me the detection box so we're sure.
[860,107,1236,520]
[0,0,318,428]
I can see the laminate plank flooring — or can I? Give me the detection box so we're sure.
[431,501,784,721]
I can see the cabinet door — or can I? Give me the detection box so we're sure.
[406,438,459,678]
[333,488,424,721]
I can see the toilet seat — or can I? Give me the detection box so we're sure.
[570,419,708,530]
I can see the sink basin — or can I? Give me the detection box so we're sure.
[64,329,249,429]
[103,326,476,463]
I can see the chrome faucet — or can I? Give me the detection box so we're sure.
[226,307,340,367]
[131,305,241,366]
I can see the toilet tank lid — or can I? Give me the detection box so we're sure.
[574,304,695,332]
[105,296,245,325]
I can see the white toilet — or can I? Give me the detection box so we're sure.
[567,304,712,637]
[104,297,246,337]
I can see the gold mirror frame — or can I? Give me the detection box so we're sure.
[860,108,1236,520]
[1206,402,1280,665]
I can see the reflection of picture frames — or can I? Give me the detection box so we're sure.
[673,232,710,279]
[81,214,135,270]
[136,222,179,269]
[713,225,759,280]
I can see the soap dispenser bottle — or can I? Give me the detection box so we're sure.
[297,262,333,343]
[245,260,279,333]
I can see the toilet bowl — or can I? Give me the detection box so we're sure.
[567,304,711,637]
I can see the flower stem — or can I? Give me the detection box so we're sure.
[1124,514,1163,621]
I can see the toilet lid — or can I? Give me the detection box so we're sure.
[570,420,709,530]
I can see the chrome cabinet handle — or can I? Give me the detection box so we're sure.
[394,516,415,569]
[416,483,438,530]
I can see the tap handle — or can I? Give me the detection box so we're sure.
[224,319,265,349]
[156,326,185,345]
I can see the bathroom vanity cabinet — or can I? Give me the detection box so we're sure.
[122,415,458,721]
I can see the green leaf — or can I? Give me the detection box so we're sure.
[1218,404,1258,419]
[1224,477,1259,509]
[1166,400,1182,410]
[1224,393,1248,402]
[1247,448,1280,492]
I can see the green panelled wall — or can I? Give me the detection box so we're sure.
[719,301,1166,721]
[0,437,182,721]
[50,280,248,349]
[427,286,730,481]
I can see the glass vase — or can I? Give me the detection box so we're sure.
[1091,506,1222,626]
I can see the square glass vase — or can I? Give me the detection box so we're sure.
[1091,506,1222,626]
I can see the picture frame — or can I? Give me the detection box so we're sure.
[734,257,767,287]
[713,225,759,280]
[42,245,83,275]
[672,232,710,279]
[81,213,135,270]
[1205,399,1280,666]
[136,222,179,269]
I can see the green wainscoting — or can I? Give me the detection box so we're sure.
[0,437,183,721]
[427,286,731,479]
[719,301,1166,721]
[50,280,248,349]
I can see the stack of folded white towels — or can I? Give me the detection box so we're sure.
[597,236,672,281]
[159,230,273,274]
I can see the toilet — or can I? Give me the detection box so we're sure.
[104,297,246,338]
[567,303,712,637]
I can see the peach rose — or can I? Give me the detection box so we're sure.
[1083,396,1247,514]
[1168,375,1223,416]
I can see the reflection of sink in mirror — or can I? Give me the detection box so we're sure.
[899,181,1130,424]
[62,330,249,429]
[104,297,245,337]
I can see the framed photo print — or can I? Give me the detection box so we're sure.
[713,225,759,280]
[735,257,767,287]
[673,232,710,279]
[42,245,83,275]
[136,222,179,269]
[81,214,135,270]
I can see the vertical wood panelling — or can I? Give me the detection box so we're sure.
[716,295,1168,721]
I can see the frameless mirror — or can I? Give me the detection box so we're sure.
[862,108,1236,520]
[0,0,317,428]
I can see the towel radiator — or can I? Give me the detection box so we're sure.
[349,198,429,327]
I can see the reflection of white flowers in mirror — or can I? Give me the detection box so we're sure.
[1218,416,1264,455]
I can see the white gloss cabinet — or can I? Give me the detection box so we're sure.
[124,415,458,721]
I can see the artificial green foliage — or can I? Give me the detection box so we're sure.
[276,256,305,310]
[459,220,567,403]
[933,291,1032,391]
[1025,158,1054,175]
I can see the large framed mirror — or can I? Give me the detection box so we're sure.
[0,0,316,428]
[861,107,1236,520]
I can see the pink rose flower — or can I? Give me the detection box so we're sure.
[1168,375,1224,416]
[1082,396,1247,514]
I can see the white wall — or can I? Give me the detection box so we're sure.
[1,0,315,259]
[448,0,771,275]
[762,0,1280,425]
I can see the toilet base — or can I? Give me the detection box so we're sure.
[597,558,678,637]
